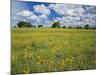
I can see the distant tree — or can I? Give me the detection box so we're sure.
[52,21,60,28]
[76,26,82,29]
[92,27,96,29]
[17,21,27,28]
[13,26,17,28]
[33,25,36,28]
[38,25,43,28]
[85,24,89,29]
[68,26,72,29]
[17,21,33,28]
[27,22,33,28]
[62,26,66,28]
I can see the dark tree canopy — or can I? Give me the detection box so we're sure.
[38,25,43,28]
[68,26,72,29]
[17,21,33,28]
[85,24,89,29]
[62,26,66,28]
[76,26,82,29]
[17,21,26,28]
[52,21,60,28]
[33,25,36,28]
[27,22,33,27]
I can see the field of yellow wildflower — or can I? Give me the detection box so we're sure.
[11,28,96,74]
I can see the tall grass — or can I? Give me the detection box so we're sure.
[11,28,96,74]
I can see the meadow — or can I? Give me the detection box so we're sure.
[11,28,96,74]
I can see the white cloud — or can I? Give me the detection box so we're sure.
[54,16,80,23]
[39,14,47,19]
[66,16,80,21]
[28,14,41,22]
[14,4,95,27]
[28,14,38,20]
[48,4,85,16]
[80,13,96,25]
[17,10,33,17]
[33,4,51,15]
[52,15,83,27]
[48,4,95,27]
[75,7,85,14]
[56,16,66,22]
[84,13,96,19]
[48,4,96,27]
[45,20,50,24]
[28,13,47,23]
[49,4,66,15]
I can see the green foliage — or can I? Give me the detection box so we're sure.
[52,21,60,28]
[38,25,43,28]
[13,26,17,28]
[68,26,72,29]
[17,21,33,28]
[33,25,36,28]
[85,24,89,29]
[76,26,82,29]
[62,26,66,28]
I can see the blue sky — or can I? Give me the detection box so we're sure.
[11,1,96,27]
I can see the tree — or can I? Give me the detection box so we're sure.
[13,26,17,28]
[68,26,72,29]
[85,24,89,29]
[52,21,60,28]
[17,21,27,28]
[17,21,33,28]
[33,25,36,28]
[27,22,33,28]
[62,26,66,28]
[92,27,96,29]
[38,25,43,28]
[76,26,82,29]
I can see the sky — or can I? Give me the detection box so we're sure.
[11,1,96,27]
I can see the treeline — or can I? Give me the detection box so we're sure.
[16,21,43,28]
[13,21,96,29]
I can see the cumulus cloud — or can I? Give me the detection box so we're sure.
[80,13,96,25]
[13,2,95,27]
[28,13,47,23]
[33,4,51,15]
[17,10,33,17]
[54,15,80,23]
[53,13,95,27]
[39,14,47,19]
[48,4,85,16]
[67,16,80,21]
[83,13,96,19]
[28,14,38,20]
[48,4,95,27]
[82,5,96,14]
[16,9,48,23]
[48,4,67,16]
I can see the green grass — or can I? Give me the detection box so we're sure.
[11,28,96,74]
